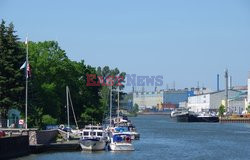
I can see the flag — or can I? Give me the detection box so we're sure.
[25,37,28,45]
[20,61,26,69]
[27,63,31,78]
[20,61,31,78]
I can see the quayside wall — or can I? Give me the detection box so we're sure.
[0,135,29,159]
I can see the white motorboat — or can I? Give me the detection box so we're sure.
[79,125,107,151]
[170,108,189,118]
[109,133,134,151]
[110,126,140,140]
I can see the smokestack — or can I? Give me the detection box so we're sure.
[217,74,220,91]
[248,72,250,104]
[225,69,228,112]
[229,76,232,89]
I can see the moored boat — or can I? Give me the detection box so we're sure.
[111,126,140,140]
[79,125,107,151]
[171,108,219,123]
[108,133,134,151]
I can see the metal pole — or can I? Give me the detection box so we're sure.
[117,87,120,118]
[25,38,28,129]
[217,74,220,92]
[225,69,228,112]
[66,86,69,140]
[109,86,112,127]
[68,88,78,129]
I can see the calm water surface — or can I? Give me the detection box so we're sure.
[15,115,250,160]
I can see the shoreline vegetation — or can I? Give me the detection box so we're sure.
[0,20,129,129]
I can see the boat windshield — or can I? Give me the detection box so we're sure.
[112,134,131,142]
[90,132,96,136]
[115,127,129,132]
[83,132,89,136]
[97,132,103,136]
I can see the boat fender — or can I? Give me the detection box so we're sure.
[59,124,65,129]
[126,136,131,143]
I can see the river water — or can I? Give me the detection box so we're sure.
[15,115,250,160]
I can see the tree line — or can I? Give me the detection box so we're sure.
[0,20,126,128]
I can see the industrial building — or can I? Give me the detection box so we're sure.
[133,89,196,111]
[162,90,194,108]
[187,90,242,112]
[227,95,247,114]
[248,74,250,104]
[133,91,163,110]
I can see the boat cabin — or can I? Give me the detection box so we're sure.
[111,134,132,143]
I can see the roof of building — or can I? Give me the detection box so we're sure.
[192,89,242,96]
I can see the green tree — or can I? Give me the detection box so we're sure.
[219,104,225,117]
[0,20,126,128]
[132,104,139,113]
[42,114,57,125]
[25,41,104,126]
[0,20,25,126]
[97,66,126,117]
[247,105,250,113]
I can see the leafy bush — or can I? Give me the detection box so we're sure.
[42,114,57,125]
[219,104,225,117]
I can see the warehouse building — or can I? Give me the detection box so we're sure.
[187,90,242,112]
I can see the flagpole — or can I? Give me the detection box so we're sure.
[25,37,28,129]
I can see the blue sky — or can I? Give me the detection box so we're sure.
[1,0,250,92]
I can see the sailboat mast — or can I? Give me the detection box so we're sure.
[117,87,120,118]
[66,86,70,140]
[110,86,112,127]
[25,37,28,129]
[68,88,79,129]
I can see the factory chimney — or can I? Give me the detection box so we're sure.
[217,74,220,91]
[248,72,250,104]
[229,76,232,89]
[225,69,229,112]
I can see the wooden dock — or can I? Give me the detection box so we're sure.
[30,140,80,153]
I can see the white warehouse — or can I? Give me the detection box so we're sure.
[248,75,250,104]
[188,90,242,112]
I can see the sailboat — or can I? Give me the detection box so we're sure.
[58,86,81,140]
[108,87,135,151]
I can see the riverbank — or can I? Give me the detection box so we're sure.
[220,117,250,123]
[12,115,250,160]
[30,140,80,153]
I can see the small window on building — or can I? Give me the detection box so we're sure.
[83,132,89,136]
[97,132,103,136]
[90,132,96,136]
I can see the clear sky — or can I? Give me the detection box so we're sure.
[1,0,250,92]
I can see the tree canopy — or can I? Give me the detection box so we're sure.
[0,20,25,126]
[0,20,126,128]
